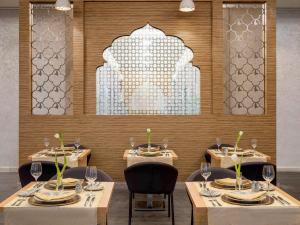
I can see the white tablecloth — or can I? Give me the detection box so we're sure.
[4,185,103,225]
[126,150,173,167]
[195,182,300,225]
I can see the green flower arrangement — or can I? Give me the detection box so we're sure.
[54,132,68,191]
[231,131,244,190]
[147,128,152,148]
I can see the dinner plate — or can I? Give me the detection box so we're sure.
[45,179,84,190]
[139,151,162,157]
[29,195,81,207]
[221,194,274,206]
[138,147,160,152]
[211,181,251,190]
[45,151,72,157]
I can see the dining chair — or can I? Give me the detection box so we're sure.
[227,162,277,185]
[19,161,69,187]
[205,144,234,163]
[124,162,178,225]
[51,167,113,181]
[186,167,236,225]
[64,144,92,165]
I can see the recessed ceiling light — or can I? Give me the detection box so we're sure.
[179,0,195,12]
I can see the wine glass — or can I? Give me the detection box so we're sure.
[262,165,275,194]
[216,137,222,152]
[30,162,42,188]
[85,166,97,191]
[200,162,211,190]
[162,138,168,154]
[44,138,50,150]
[129,137,136,155]
[74,138,81,154]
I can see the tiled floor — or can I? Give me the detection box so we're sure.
[0,172,299,225]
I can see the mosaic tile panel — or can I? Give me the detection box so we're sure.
[96,24,200,115]
[223,3,266,115]
[31,4,73,115]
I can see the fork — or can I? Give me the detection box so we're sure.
[89,194,96,207]
[84,194,91,207]
[15,197,26,206]
[271,195,285,205]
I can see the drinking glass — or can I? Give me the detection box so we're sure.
[74,138,81,154]
[30,162,42,187]
[44,138,50,150]
[200,162,211,189]
[162,138,168,154]
[129,137,136,155]
[251,139,258,155]
[262,165,275,194]
[216,137,222,151]
[85,166,97,190]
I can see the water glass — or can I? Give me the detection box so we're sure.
[85,166,97,190]
[162,138,168,153]
[129,137,136,155]
[200,162,211,189]
[262,165,275,194]
[74,138,81,154]
[30,162,42,187]
[44,138,50,150]
[251,139,258,151]
[216,137,222,151]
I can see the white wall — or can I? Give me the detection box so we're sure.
[277,9,300,171]
[0,9,19,171]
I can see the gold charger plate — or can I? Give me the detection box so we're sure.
[139,152,162,157]
[45,151,72,157]
[221,194,274,206]
[211,181,251,190]
[28,194,81,207]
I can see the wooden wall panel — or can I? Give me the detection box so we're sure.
[19,0,276,181]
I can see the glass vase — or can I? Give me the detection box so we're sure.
[56,175,64,192]
[235,173,242,192]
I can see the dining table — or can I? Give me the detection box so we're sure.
[0,181,114,225]
[207,149,271,168]
[28,148,91,167]
[186,181,300,225]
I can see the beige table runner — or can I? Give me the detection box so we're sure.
[195,182,300,225]
[209,150,269,168]
[126,151,173,167]
[4,185,103,225]
[31,150,88,168]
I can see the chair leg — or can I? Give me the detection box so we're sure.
[168,194,171,217]
[191,207,193,225]
[129,192,132,225]
[171,194,175,225]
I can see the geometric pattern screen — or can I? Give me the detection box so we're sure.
[96,24,200,115]
[31,4,73,115]
[223,3,266,115]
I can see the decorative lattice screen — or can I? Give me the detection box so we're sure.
[31,4,73,115]
[223,3,266,115]
[96,24,200,115]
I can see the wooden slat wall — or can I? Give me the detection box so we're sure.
[19,0,276,181]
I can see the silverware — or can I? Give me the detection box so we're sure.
[214,199,222,206]
[11,199,21,206]
[271,195,285,205]
[84,195,91,207]
[277,195,290,205]
[209,199,216,207]
[89,194,95,207]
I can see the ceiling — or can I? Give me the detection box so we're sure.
[0,0,299,8]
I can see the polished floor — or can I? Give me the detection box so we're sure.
[0,172,299,225]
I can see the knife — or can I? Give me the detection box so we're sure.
[89,195,95,207]
[277,196,290,205]
[84,195,91,207]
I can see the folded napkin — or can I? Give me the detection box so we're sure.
[34,191,75,201]
[215,178,237,186]
[226,191,266,201]
[49,178,79,185]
